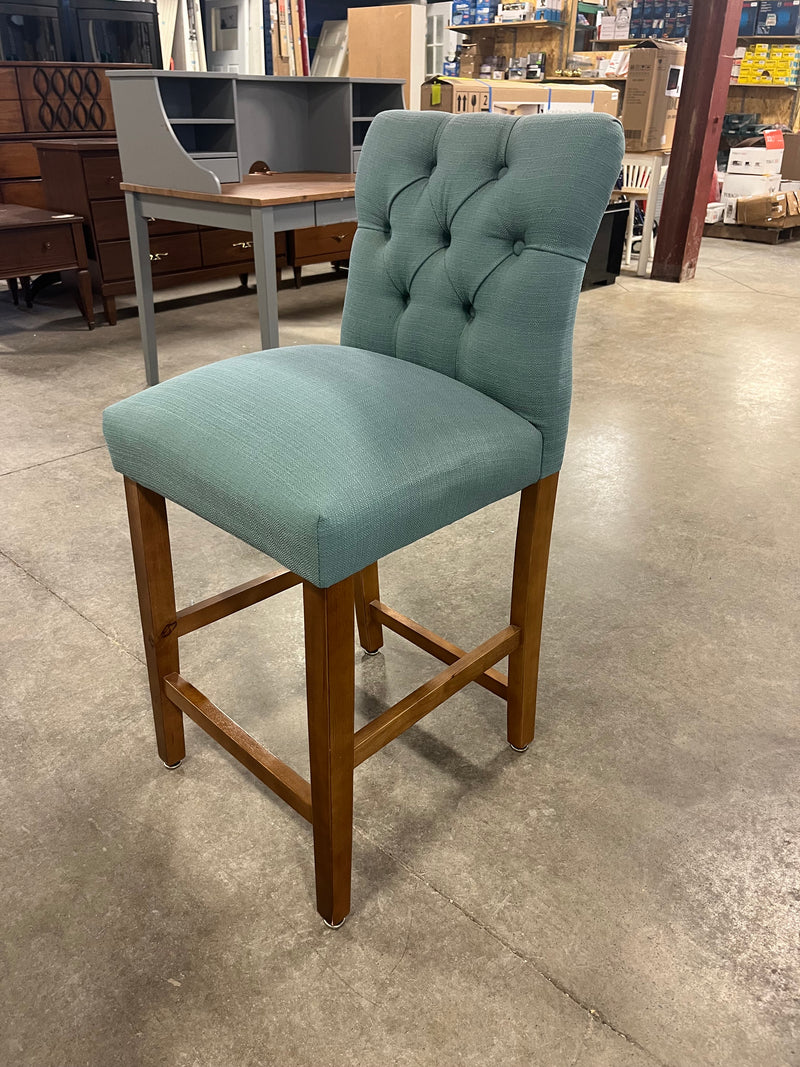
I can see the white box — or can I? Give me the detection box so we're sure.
[705,202,724,224]
[598,15,617,38]
[727,147,784,176]
[721,172,781,223]
[780,179,800,191]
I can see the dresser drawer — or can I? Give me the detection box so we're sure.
[291,222,356,263]
[92,199,196,241]
[0,142,39,180]
[0,179,47,209]
[83,153,124,201]
[200,229,256,266]
[98,232,202,282]
[0,100,24,134]
[0,68,17,99]
[0,223,77,276]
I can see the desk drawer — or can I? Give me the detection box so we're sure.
[291,222,356,263]
[92,199,196,241]
[0,224,76,276]
[315,198,356,227]
[83,153,124,201]
[98,232,202,282]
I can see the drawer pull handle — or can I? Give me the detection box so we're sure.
[150,252,169,261]
[232,241,253,249]
[333,234,347,242]
[42,241,52,251]
[146,216,156,223]
[106,176,121,184]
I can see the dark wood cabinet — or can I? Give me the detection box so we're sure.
[0,203,94,327]
[34,138,276,324]
[0,61,142,209]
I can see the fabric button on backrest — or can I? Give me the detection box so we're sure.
[497,166,509,179]
[512,240,525,255]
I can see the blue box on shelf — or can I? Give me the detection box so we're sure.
[739,1,760,34]
[756,0,800,34]
[474,0,497,23]
[451,0,475,26]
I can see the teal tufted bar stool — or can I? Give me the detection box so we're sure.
[103,111,624,926]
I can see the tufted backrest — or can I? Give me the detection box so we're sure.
[340,110,625,478]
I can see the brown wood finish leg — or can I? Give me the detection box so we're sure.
[293,265,302,288]
[8,278,19,306]
[76,269,95,329]
[102,294,117,326]
[303,578,355,926]
[507,473,559,751]
[354,563,383,654]
[124,478,186,767]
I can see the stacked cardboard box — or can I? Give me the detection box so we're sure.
[420,77,619,115]
[737,189,800,227]
[619,39,686,151]
[737,41,800,85]
[721,146,784,223]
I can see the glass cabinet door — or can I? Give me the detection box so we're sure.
[0,5,63,61]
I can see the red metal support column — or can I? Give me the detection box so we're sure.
[651,0,743,282]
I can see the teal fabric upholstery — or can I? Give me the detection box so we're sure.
[103,111,624,587]
[103,346,543,587]
[342,111,625,477]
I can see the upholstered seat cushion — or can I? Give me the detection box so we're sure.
[103,345,543,587]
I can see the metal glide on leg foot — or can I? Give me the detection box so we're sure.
[362,648,381,657]
[323,915,347,929]
[508,742,529,753]
[163,759,183,769]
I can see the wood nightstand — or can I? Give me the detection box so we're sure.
[0,205,95,328]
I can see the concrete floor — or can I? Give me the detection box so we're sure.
[1,245,798,1067]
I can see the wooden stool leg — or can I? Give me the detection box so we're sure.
[303,578,355,925]
[507,473,559,751]
[8,278,19,306]
[354,563,383,654]
[124,478,186,767]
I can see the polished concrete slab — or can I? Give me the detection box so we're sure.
[1,248,799,1066]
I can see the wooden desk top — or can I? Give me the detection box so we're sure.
[119,172,357,208]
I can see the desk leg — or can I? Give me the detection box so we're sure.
[125,192,159,387]
[251,206,280,350]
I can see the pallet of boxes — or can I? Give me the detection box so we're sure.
[706,136,800,244]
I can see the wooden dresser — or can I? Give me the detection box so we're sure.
[35,139,280,324]
[0,61,143,210]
